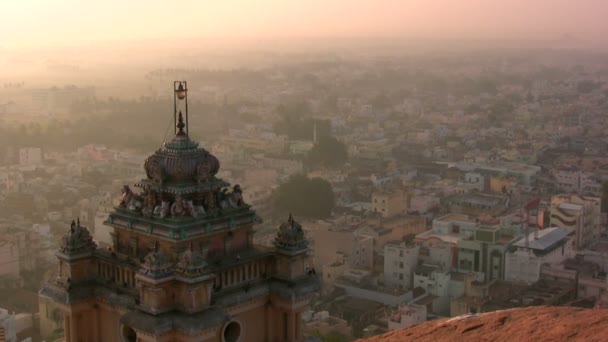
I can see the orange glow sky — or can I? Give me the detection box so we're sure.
[1,0,607,47]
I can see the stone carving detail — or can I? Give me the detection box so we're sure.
[216,185,246,210]
[119,185,142,211]
[144,156,165,184]
[274,214,308,250]
[140,242,174,278]
[59,219,97,254]
[176,242,207,277]
[171,195,188,217]
[142,190,157,218]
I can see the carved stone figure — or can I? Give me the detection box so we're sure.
[128,196,143,211]
[119,185,133,208]
[171,195,187,217]
[119,185,143,211]
[142,190,157,217]
[191,202,206,218]
[157,201,170,219]
[144,156,165,185]
[217,188,233,209]
[230,184,244,207]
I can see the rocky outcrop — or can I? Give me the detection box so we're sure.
[360,306,608,342]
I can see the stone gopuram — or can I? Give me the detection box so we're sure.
[39,81,319,342]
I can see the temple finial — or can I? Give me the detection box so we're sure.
[176,110,186,135]
[288,213,294,226]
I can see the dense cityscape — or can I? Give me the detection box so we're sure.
[2,1,608,341]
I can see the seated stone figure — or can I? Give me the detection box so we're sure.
[171,195,189,217]
[142,191,157,218]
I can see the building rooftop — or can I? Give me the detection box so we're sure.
[436,213,474,223]
[416,230,473,244]
[512,227,570,251]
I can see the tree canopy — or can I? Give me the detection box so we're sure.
[307,135,348,169]
[272,174,335,219]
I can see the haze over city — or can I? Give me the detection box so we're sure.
[1,1,608,342]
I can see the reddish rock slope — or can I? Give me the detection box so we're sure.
[360,306,608,342]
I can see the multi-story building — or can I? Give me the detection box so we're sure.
[443,193,510,217]
[412,264,452,315]
[550,194,602,250]
[39,83,319,342]
[415,214,478,270]
[553,168,602,195]
[372,189,409,218]
[456,226,518,282]
[504,227,574,284]
[350,232,374,270]
[384,241,419,290]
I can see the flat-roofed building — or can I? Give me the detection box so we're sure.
[550,194,602,250]
[372,189,409,218]
[505,227,574,284]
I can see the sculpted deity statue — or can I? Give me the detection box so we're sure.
[142,190,157,218]
[231,184,244,207]
[119,185,134,208]
[217,188,233,209]
[119,185,143,211]
[171,195,188,217]
[154,201,171,219]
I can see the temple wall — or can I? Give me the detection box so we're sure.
[98,306,121,342]
[233,304,267,342]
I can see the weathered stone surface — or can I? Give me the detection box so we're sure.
[360,306,608,342]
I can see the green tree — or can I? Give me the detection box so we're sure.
[272,174,335,219]
[307,135,347,169]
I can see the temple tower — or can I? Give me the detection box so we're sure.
[40,81,319,342]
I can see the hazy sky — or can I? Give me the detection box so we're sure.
[1,0,607,47]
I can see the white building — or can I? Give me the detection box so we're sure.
[505,227,573,284]
[464,172,485,191]
[553,169,602,195]
[18,147,42,166]
[0,308,17,342]
[384,241,419,289]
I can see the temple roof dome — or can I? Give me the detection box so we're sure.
[274,214,309,251]
[176,243,207,277]
[59,219,97,255]
[141,243,175,278]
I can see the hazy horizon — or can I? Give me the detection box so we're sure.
[2,0,608,48]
